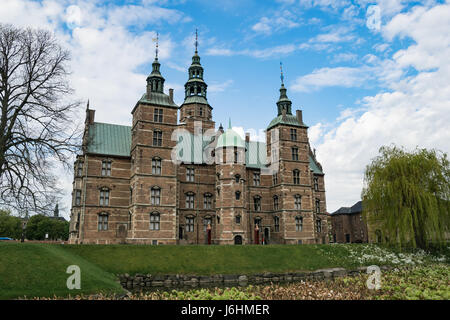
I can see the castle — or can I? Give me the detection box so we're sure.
[69,38,328,245]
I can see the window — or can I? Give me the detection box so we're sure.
[345,234,351,243]
[292,147,299,161]
[235,215,241,224]
[151,187,161,205]
[296,216,303,231]
[314,177,319,191]
[100,188,110,206]
[254,217,261,226]
[153,130,162,146]
[203,217,212,232]
[186,193,195,209]
[204,193,212,209]
[274,216,280,232]
[186,217,194,232]
[199,107,203,117]
[273,196,279,211]
[293,169,300,185]
[253,172,260,186]
[101,160,111,176]
[152,157,162,175]
[235,174,240,183]
[316,218,322,233]
[128,212,132,229]
[234,150,239,163]
[150,212,160,230]
[98,213,108,231]
[235,191,241,200]
[186,168,195,182]
[294,195,302,210]
[75,190,82,206]
[254,196,261,212]
[290,129,297,141]
[272,173,278,185]
[76,161,84,176]
[154,108,163,123]
[315,199,320,213]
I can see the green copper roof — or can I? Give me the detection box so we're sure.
[87,122,132,157]
[267,114,307,130]
[138,92,178,108]
[309,154,323,174]
[183,95,208,105]
[215,128,246,149]
[86,122,322,173]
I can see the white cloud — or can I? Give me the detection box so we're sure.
[313,2,450,212]
[291,66,372,92]
[209,80,233,93]
[251,10,301,35]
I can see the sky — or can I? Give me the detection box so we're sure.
[1,0,449,218]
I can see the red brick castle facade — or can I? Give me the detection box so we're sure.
[69,42,328,245]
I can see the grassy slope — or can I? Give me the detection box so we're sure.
[0,243,122,299]
[63,244,356,275]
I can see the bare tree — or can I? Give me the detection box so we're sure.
[0,23,81,216]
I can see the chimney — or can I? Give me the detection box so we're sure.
[169,88,174,102]
[296,109,303,124]
[245,132,250,142]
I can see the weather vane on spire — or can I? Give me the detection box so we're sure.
[280,62,284,85]
[153,32,159,59]
[195,28,198,53]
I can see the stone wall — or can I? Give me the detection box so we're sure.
[119,266,392,291]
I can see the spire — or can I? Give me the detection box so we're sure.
[183,29,208,104]
[146,32,165,94]
[276,62,292,116]
[86,99,89,110]
[195,28,198,54]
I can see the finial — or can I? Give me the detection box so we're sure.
[86,99,90,110]
[195,29,198,53]
[153,32,159,60]
[280,62,284,85]
[228,118,232,129]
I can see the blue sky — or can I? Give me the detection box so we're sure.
[1,0,449,216]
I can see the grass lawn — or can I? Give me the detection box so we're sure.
[1,242,447,299]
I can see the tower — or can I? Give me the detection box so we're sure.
[129,33,179,244]
[266,63,317,244]
[179,30,215,134]
[214,120,248,244]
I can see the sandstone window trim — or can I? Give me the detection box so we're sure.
[186,168,195,182]
[273,195,279,211]
[235,191,241,200]
[316,218,322,233]
[235,215,241,224]
[293,169,300,185]
[154,108,163,123]
[74,189,82,206]
[253,196,261,212]
[294,194,302,210]
[291,147,299,161]
[76,161,84,177]
[185,192,195,209]
[151,187,161,205]
[203,193,213,209]
[295,216,303,232]
[150,212,160,231]
[290,128,297,141]
[315,198,321,214]
[253,172,261,186]
[101,160,112,176]
[153,130,163,146]
[274,216,280,232]
[314,177,319,191]
[152,157,162,175]
[272,172,278,185]
[186,216,195,232]
[235,174,240,183]
[99,188,110,206]
[97,213,109,231]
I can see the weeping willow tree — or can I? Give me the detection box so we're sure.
[362,145,449,249]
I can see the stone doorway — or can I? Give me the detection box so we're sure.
[234,235,242,245]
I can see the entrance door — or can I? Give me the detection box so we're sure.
[234,235,242,245]
[179,226,184,240]
[264,228,270,244]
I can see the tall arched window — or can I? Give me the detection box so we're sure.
[99,188,110,206]
[186,192,195,209]
[203,193,212,209]
[294,195,302,210]
[151,187,161,205]
[152,157,162,175]
[273,195,279,211]
[150,212,160,230]
[295,216,303,231]
[254,196,261,212]
[98,213,109,231]
[293,169,300,185]
[274,216,280,232]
